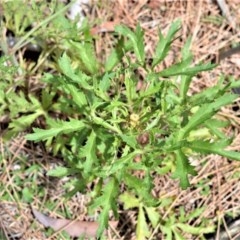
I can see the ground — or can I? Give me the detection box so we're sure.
[1,0,240,239]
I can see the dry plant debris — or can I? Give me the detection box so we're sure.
[1,0,240,239]
[32,207,118,238]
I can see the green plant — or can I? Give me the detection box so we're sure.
[0,1,92,139]
[22,19,240,238]
[119,192,215,239]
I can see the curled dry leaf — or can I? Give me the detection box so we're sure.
[32,208,118,238]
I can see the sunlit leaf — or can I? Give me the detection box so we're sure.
[119,192,140,209]
[144,206,160,228]
[171,150,197,189]
[115,24,145,64]
[180,93,237,137]
[188,139,240,161]
[25,119,85,141]
[152,19,181,67]
[136,204,150,240]
[69,41,99,74]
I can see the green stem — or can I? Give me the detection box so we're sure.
[12,2,74,52]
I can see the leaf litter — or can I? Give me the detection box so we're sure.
[32,207,118,238]
[2,0,240,239]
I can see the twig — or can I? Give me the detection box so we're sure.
[216,0,237,30]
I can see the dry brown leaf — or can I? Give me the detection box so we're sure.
[90,20,120,35]
[148,0,161,9]
[32,208,118,238]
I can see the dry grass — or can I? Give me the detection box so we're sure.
[1,0,240,239]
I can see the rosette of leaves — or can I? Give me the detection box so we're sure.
[26,20,240,238]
